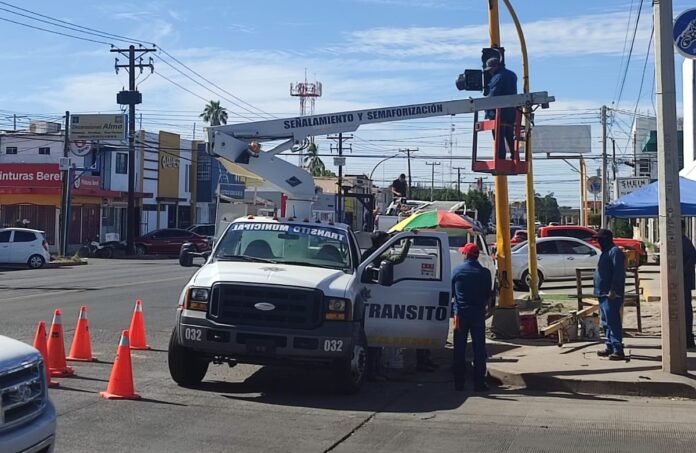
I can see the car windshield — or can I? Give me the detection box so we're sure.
[511,241,528,252]
[214,222,352,270]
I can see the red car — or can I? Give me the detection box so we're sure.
[537,225,647,264]
[134,228,210,256]
[510,229,528,245]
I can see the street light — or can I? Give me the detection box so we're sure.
[368,154,400,182]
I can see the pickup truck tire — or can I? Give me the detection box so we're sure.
[516,269,544,292]
[168,328,209,387]
[332,334,367,394]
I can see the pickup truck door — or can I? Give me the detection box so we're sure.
[357,231,451,349]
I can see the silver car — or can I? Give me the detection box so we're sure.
[511,236,600,290]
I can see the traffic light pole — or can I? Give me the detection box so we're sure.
[489,0,520,338]
[502,0,540,302]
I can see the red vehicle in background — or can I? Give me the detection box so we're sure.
[537,225,646,264]
[134,228,210,256]
[510,229,528,246]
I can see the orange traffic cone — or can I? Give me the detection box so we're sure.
[33,321,59,388]
[67,306,96,362]
[47,309,75,377]
[100,330,141,400]
[128,300,150,350]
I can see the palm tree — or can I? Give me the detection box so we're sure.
[303,142,326,176]
[200,100,228,126]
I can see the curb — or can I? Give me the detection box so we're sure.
[487,367,696,399]
[47,260,88,268]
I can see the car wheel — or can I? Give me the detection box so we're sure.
[27,254,45,269]
[135,245,147,256]
[168,328,209,387]
[332,333,367,394]
[519,270,544,291]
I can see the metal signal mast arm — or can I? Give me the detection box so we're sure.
[205,91,554,218]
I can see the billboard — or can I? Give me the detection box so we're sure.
[70,114,126,141]
[532,125,592,154]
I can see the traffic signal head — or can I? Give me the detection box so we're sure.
[455,69,483,91]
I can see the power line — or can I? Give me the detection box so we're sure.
[0,15,113,45]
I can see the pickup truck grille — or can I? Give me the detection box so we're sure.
[0,358,46,431]
[209,284,323,330]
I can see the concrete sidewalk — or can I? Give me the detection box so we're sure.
[486,336,696,399]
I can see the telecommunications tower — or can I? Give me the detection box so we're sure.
[290,70,322,167]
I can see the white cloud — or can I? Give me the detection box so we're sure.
[341,10,653,60]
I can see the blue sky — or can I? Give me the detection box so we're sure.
[0,0,694,207]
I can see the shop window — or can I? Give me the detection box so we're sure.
[115,153,128,174]
[5,147,17,155]
[38,147,50,155]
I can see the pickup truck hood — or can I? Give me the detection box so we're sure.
[190,261,353,297]
[0,335,41,365]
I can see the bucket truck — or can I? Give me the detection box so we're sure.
[169,92,554,393]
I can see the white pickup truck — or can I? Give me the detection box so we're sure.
[0,336,56,453]
[172,217,453,393]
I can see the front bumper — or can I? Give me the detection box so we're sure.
[176,309,360,365]
[0,399,56,453]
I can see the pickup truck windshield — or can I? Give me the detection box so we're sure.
[215,222,352,270]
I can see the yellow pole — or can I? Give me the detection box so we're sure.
[488,0,515,312]
[502,0,539,301]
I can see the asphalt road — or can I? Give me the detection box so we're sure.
[2,260,696,452]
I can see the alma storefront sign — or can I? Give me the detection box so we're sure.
[0,164,100,190]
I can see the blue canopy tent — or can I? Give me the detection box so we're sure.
[605,177,696,218]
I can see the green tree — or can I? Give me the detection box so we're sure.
[200,100,228,126]
[535,192,561,224]
[304,143,327,176]
[464,190,493,225]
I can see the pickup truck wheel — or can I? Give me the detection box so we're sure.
[333,336,367,394]
[168,328,209,387]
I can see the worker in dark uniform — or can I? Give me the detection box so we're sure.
[682,222,696,349]
[390,174,408,199]
[452,243,492,391]
[594,229,627,360]
[484,57,518,160]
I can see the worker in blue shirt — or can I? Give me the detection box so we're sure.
[484,57,518,160]
[452,243,492,391]
[593,229,627,360]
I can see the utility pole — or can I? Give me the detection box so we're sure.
[653,0,687,374]
[580,157,588,226]
[329,134,352,222]
[59,111,70,256]
[425,161,440,201]
[399,148,418,198]
[454,166,466,199]
[111,45,155,254]
[612,138,620,203]
[601,105,608,228]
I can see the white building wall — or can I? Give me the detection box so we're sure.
[682,59,696,179]
[0,133,86,166]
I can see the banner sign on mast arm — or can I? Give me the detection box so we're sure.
[674,8,696,59]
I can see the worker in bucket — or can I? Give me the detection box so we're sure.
[452,243,492,391]
[593,229,627,361]
[484,57,518,160]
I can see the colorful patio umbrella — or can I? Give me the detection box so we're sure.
[388,210,475,235]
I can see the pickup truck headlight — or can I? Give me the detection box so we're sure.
[186,287,210,311]
[325,297,351,321]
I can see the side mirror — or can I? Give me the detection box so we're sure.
[361,265,378,284]
[377,260,394,287]
[179,243,195,267]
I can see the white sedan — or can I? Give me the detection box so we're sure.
[511,236,600,290]
[0,228,51,269]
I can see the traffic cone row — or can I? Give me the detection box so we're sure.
[33,299,150,401]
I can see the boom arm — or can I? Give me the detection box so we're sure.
[206,91,555,218]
